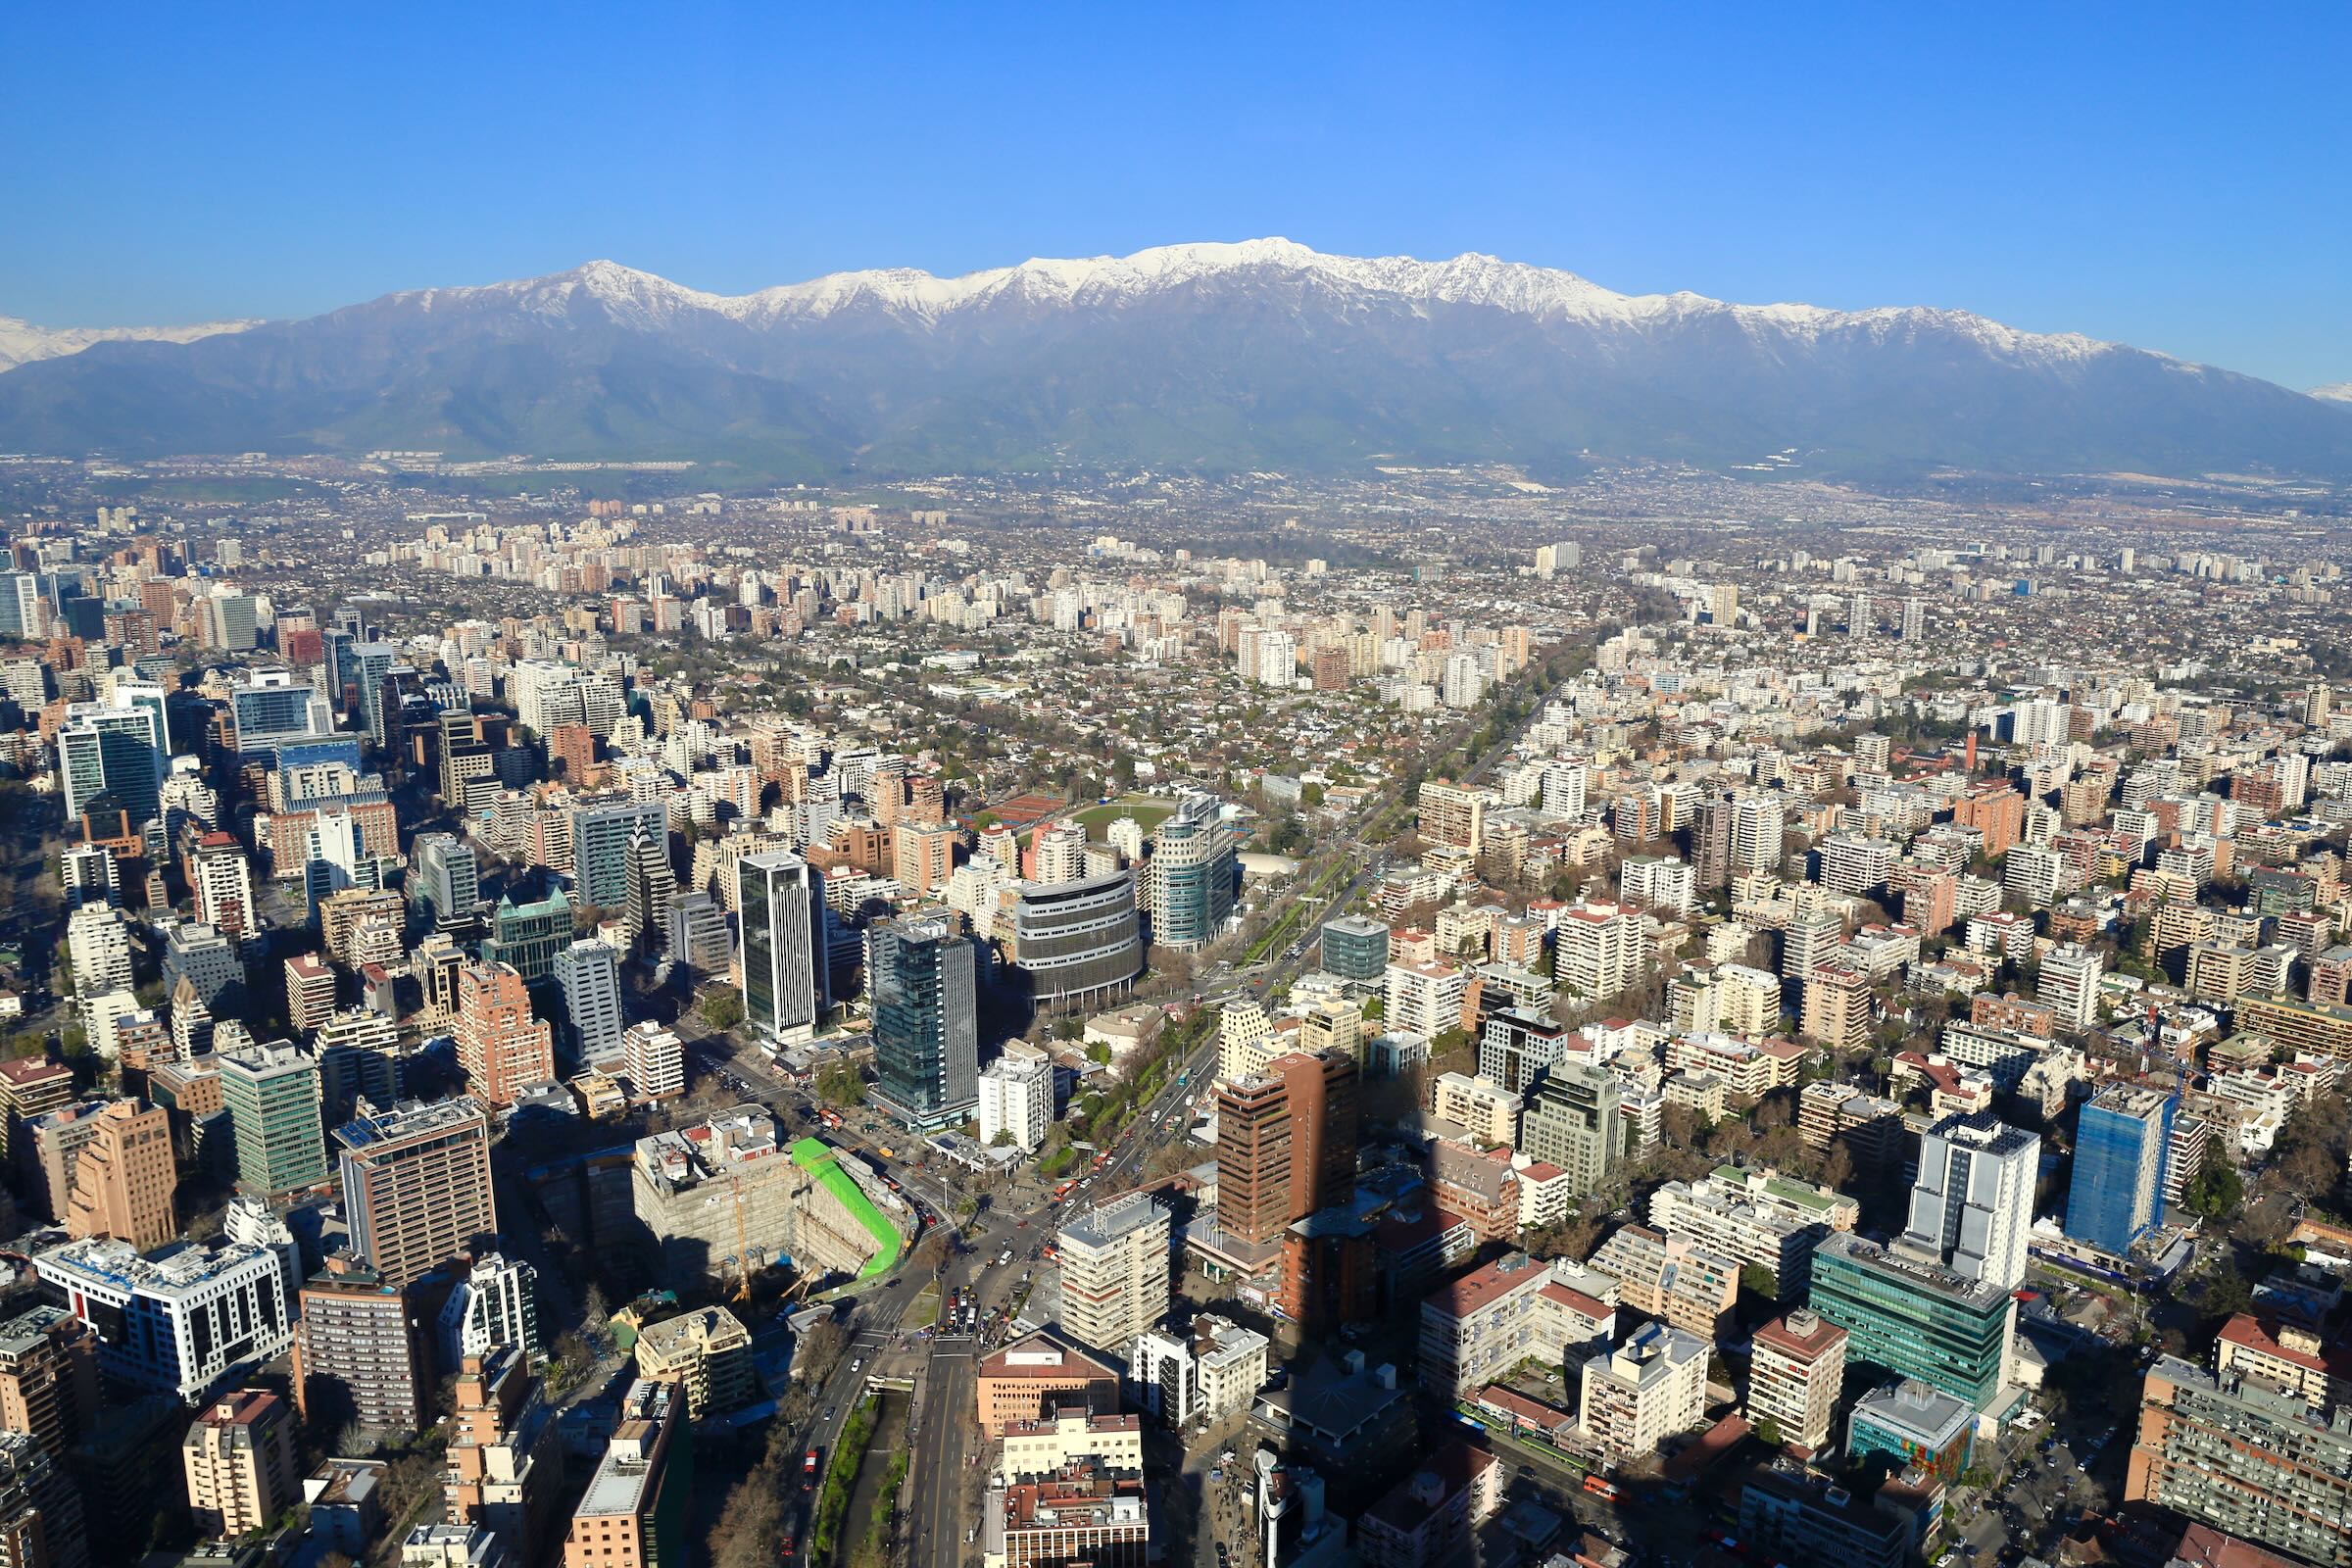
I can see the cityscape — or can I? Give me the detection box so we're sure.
[4,11,2352,1568]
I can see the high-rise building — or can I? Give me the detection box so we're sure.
[0,1307,100,1463]
[1146,801,1235,951]
[284,954,339,1035]
[665,891,731,980]
[59,694,166,827]
[0,1429,87,1568]
[1806,1234,2016,1410]
[1748,1308,1847,1451]
[2129,1348,2352,1567]
[439,1253,542,1368]
[1212,1052,1358,1245]
[0,1059,72,1169]
[35,1238,296,1399]
[2065,1084,2176,1254]
[218,1038,328,1199]
[411,833,484,928]
[2037,943,2104,1032]
[1901,597,1927,642]
[1416,780,1491,853]
[482,885,572,985]
[621,1022,685,1102]
[1554,901,1647,1001]
[455,962,556,1108]
[336,1098,496,1290]
[1517,1059,1622,1196]
[621,827,674,956]
[568,799,667,911]
[999,871,1144,1004]
[561,1380,690,1568]
[189,833,259,945]
[181,1388,298,1540]
[65,906,132,998]
[295,1256,430,1432]
[1056,1193,1171,1356]
[62,1099,176,1251]
[739,850,827,1043]
[1318,915,1390,982]
[554,940,626,1065]
[977,1044,1055,1153]
[444,1345,559,1563]
[867,914,978,1129]
[1900,1110,2039,1291]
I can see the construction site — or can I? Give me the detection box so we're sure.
[626,1104,912,1288]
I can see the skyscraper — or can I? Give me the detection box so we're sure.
[218,1039,328,1200]
[335,1098,496,1291]
[59,696,166,827]
[554,939,626,1065]
[569,798,667,911]
[1147,799,1235,951]
[455,962,556,1108]
[739,851,827,1043]
[2064,1084,2176,1254]
[867,913,978,1129]
[1899,1110,2039,1291]
[622,826,674,956]
[62,1100,176,1251]
[1212,1052,1359,1245]
[411,832,483,928]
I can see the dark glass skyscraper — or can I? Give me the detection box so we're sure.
[867,913,977,1129]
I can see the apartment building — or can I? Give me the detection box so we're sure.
[1663,1033,1803,1101]
[1748,1308,1847,1451]
[443,1346,559,1561]
[1554,901,1647,1001]
[1587,1224,1740,1341]
[0,1307,99,1462]
[295,1257,430,1432]
[1418,1252,1617,1401]
[1579,1321,1708,1463]
[1057,1194,1171,1358]
[2128,1349,2352,1568]
[632,1306,754,1419]
[562,1380,689,1568]
[1128,1314,1270,1429]
[1647,1176,1834,1299]
[181,1389,298,1539]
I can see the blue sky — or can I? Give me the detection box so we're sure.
[4,4,2347,389]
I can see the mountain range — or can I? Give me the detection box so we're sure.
[1,238,2346,481]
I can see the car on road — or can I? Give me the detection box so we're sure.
[824,1406,836,1421]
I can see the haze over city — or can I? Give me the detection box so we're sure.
[1,11,2351,1568]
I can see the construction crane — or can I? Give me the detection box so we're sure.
[729,1176,754,1304]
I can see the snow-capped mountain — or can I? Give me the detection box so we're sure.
[1,240,2345,480]
[0,314,258,374]
[2313,382,2352,404]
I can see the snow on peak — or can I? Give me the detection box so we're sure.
[0,314,260,373]
[2312,382,2352,405]
[351,240,2127,367]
